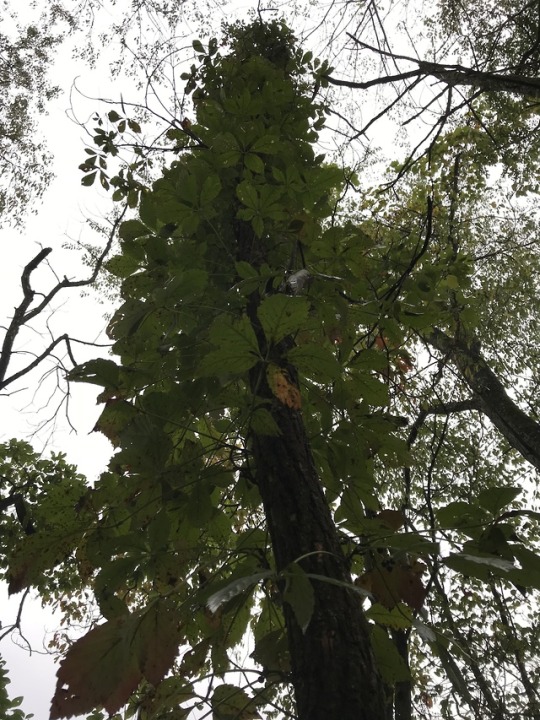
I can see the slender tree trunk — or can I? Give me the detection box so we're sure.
[427,328,540,471]
[237,221,387,720]
[392,630,411,720]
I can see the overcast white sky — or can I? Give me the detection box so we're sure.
[0,13,130,718]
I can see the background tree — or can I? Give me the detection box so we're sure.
[0,11,60,225]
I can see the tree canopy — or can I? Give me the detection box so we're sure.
[1,3,540,720]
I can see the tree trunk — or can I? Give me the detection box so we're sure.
[392,630,411,720]
[251,405,386,720]
[427,328,540,471]
[237,221,387,720]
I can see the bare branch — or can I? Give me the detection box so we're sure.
[0,205,127,392]
[327,36,540,98]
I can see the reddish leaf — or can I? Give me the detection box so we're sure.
[359,561,427,611]
[376,509,405,531]
[396,562,427,611]
[360,566,400,609]
[135,601,182,684]
[50,600,182,719]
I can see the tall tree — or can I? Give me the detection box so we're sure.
[3,8,540,720]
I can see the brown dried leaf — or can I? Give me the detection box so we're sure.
[377,509,406,531]
[360,562,427,611]
[50,601,182,719]
[396,564,427,611]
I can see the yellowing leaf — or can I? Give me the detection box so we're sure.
[266,364,301,409]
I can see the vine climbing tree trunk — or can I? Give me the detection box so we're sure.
[237,219,386,720]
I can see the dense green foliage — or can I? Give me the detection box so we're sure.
[2,3,540,720]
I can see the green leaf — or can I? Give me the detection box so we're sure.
[69,359,119,388]
[250,629,290,675]
[282,562,314,633]
[198,314,260,376]
[200,175,222,205]
[105,253,141,279]
[252,215,264,237]
[244,153,265,174]
[127,119,141,133]
[119,219,149,241]
[236,181,258,208]
[206,571,273,613]
[352,374,389,407]
[249,407,282,436]
[436,501,487,533]
[287,344,341,382]
[235,261,258,279]
[383,533,439,555]
[251,136,280,154]
[211,684,260,720]
[370,625,410,685]
[443,552,515,581]
[432,640,476,707]
[93,400,137,445]
[366,603,413,630]
[8,529,80,595]
[477,486,521,516]
[257,295,309,344]
[81,172,97,186]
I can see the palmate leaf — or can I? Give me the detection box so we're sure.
[8,529,80,595]
[198,314,260,376]
[50,600,182,719]
[286,344,341,382]
[211,684,260,720]
[258,294,309,344]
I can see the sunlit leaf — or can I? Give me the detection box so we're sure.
[370,626,410,685]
